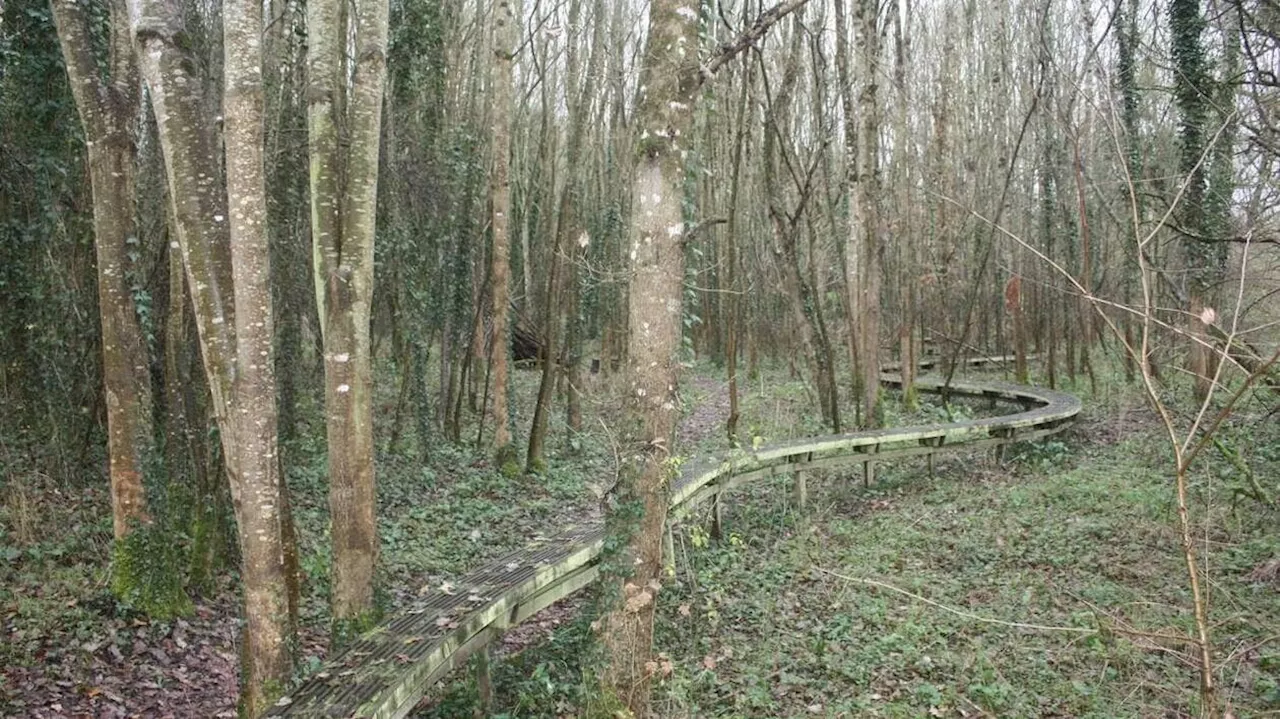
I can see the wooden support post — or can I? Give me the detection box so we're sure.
[474,645,492,718]
[711,492,724,540]
[994,443,1005,465]
[663,519,675,573]
[863,461,874,487]
[927,453,935,478]
[792,470,807,510]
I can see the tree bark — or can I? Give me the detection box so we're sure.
[596,3,809,714]
[489,0,516,468]
[853,0,884,426]
[128,0,296,708]
[224,0,293,706]
[51,0,153,542]
[596,3,698,713]
[307,0,389,629]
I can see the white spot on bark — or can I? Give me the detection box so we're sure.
[333,353,350,362]
[214,214,225,223]
[337,384,351,393]
[676,6,698,20]
[666,223,684,237]
[578,231,590,248]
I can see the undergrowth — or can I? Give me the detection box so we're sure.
[413,362,1280,717]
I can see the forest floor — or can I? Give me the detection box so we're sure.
[418,366,1280,719]
[3,361,1279,718]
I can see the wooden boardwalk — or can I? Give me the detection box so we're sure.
[268,361,1081,718]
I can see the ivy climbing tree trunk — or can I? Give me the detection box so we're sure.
[1170,0,1225,402]
[128,0,297,709]
[51,0,154,551]
[307,0,390,632]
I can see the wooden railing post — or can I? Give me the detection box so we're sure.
[663,518,676,573]
[474,646,493,719]
[792,452,811,511]
[710,491,724,539]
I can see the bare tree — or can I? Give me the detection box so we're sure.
[488,0,517,472]
[307,0,390,630]
[50,0,154,561]
[127,0,296,708]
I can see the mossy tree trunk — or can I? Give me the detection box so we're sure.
[127,0,297,709]
[307,0,389,632]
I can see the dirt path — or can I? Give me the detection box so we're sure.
[677,375,731,449]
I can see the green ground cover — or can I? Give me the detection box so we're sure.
[420,369,1280,718]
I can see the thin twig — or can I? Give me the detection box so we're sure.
[816,568,1096,635]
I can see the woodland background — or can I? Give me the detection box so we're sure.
[2,0,1279,716]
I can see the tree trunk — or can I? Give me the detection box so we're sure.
[129,0,297,708]
[724,50,752,444]
[763,21,839,432]
[488,0,516,469]
[51,0,153,542]
[852,0,883,427]
[596,3,808,714]
[307,0,389,631]
[595,3,697,713]
[224,0,294,705]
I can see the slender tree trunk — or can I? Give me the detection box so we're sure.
[488,0,516,468]
[764,20,838,431]
[224,0,294,706]
[129,0,297,707]
[596,6,692,705]
[597,3,809,714]
[853,0,883,426]
[51,0,153,542]
[525,61,567,475]
[724,51,751,443]
[307,0,389,630]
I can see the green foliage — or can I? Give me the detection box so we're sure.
[0,0,103,479]
[110,522,193,621]
[1006,439,1072,472]
[331,608,383,648]
[420,611,600,718]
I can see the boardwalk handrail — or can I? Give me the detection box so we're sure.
[269,359,1081,718]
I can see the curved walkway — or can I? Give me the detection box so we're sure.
[268,359,1081,718]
